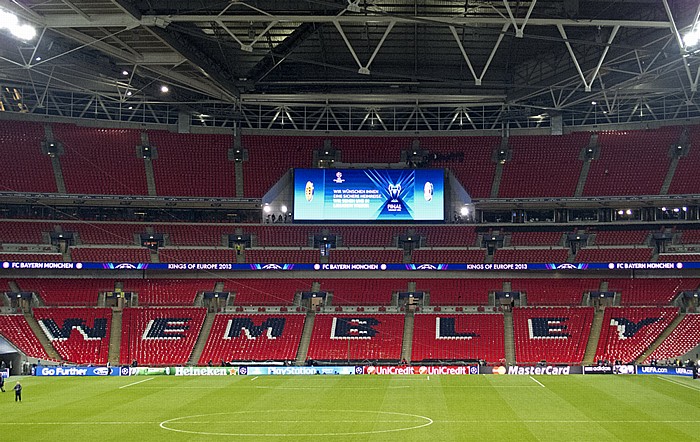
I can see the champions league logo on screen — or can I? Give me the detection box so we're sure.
[333,172,345,183]
[388,184,401,202]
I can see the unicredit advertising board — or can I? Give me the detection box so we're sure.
[293,168,444,221]
[363,366,476,375]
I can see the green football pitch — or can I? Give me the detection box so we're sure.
[0,374,699,441]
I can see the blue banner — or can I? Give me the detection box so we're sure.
[239,366,357,376]
[635,366,695,377]
[34,365,120,377]
[1,261,696,272]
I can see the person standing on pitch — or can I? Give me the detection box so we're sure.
[0,375,5,392]
[13,381,21,402]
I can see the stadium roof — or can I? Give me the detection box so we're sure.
[0,0,699,130]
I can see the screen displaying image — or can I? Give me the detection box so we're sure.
[293,168,444,221]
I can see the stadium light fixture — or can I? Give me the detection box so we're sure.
[122,70,129,76]
[281,205,288,213]
[0,9,37,41]
[263,205,271,214]
[684,24,700,49]
[460,206,469,216]
[160,85,169,93]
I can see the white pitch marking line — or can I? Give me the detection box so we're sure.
[250,376,258,381]
[529,376,545,388]
[657,376,700,391]
[119,377,154,389]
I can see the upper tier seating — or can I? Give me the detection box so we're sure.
[244,225,315,247]
[593,230,649,245]
[411,249,486,264]
[330,249,403,263]
[242,135,318,197]
[160,224,232,246]
[0,253,62,262]
[605,278,699,306]
[679,230,700,244]
[509,231,563,247]
[668,125,700,194]
[34,307,111,365]
[415,279,502,305]
[198,314,305,363]
[120,307,206,366]
[498,133,590,198]
[512,307,594,364]
[412,226,478,247]
[420,136,501,198]
[510,279,600,305]
[306,314,404,361]
[318,279,408,306]
[66,222,145,245]
[575,248,654,262]
[594,306,678,363]
[158,248,234,264]
[0,315,50,359]
[493,248,569,263]
[122,279,215,305]
[0,120,56,193]
[646,314,700,363]
[71,247,151,263]
[244,249,319,263]
[225,279,313,306]
[15,279,113,306]
[583,126,680,196]
[149,131,236,197]
[333,226,402,247]
[0,221,55,244]
[411,313,505,363]
[658,254,700,262]
[53,124,147,195]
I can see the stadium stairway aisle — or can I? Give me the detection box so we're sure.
[295,311,315,364]
[583,308,605,364]
[108,309,122,365]
[636,312,686,363]
[401,311,414,363]
[503,310,515,365]
[24,312,61,361]
[188,311,216,365]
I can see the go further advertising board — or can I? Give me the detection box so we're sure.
[293,169,445,221]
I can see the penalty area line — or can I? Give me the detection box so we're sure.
[529,376,545,388]
[119,377,155,389]
[250,376,258,381]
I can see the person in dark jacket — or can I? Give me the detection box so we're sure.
[0,375,5,392]
[13,381,21,402]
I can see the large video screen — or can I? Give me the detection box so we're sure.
[293,168,444,221]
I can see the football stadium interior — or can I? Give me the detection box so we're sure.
[1,0,700,439]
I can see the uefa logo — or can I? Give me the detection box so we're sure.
[239,367,248,375]
[333,171,345,183]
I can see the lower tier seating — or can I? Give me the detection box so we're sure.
[15,279,114,306]
[510,279,600,306]
[122,279,216,305]
[318,279,408,306]
[415,279,502,305]
[226,279,313,306]
[306,314,404,361]
[513,307,594,364]
[119,307,206,366]
[198,314,305,364]
[0,315,50,359]
[594,306,678,363]
[34,307,111,365]
[411,314,505,363]
[646,314,700,363]
[606,278,700,306]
